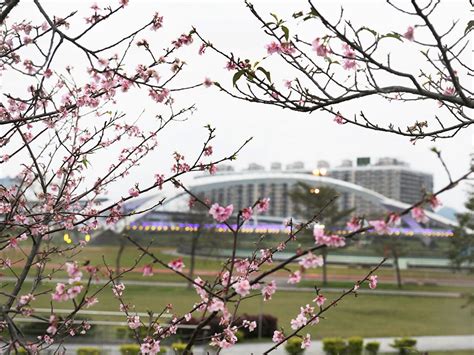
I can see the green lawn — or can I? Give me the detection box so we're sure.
[3,245,473,282]
[2,244,473,340]
[6,283,472,340]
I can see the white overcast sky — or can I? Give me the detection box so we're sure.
[1,0,472,212]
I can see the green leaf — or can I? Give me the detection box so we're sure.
[281,25,290,41]
[293,11,303,19]
[465,20,474,34]
[325,57,340,65]
[358,26,377,37]
[270,13,279,22]
[256,67,272,83]
[232,70,245,87]
[381,32,403,41]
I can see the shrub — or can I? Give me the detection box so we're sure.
[77,347,101,355]
[172,342,190,355]
[347,336,363,355]
[116,326,129,340]
[322,337,347,355]
[208,314,277,339]
[119,344,140,355]
[391,338,417,355]
[365,341,380,355]
[127,326,148,339]
[284,337,305,355]
[235,329,245,342]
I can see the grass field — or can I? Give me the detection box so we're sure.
[5,282,472,340]
[3,245,473,283]
[1,244,473,341]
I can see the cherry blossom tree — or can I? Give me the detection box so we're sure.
[195,0,472,142]
[0,1,472,355]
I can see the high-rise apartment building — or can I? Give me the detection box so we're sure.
[195,157,433,220]
[328,157,433,217]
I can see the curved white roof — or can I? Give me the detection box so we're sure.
[186,173,456,227]
[97,172,456,235]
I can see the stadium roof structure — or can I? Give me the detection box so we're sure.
[109,172,456,234]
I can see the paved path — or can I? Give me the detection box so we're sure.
[1,277,463,298]
[218,335,474,354]
[41,335,474,354]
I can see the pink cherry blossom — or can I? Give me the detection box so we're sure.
[243,320,257,332]
[313,294,327,307]
[387,213,401,226]
[411,206,428,223]
[234,258,250,274]
[346,216,360,231]
[67,285,83,299]
[140,339,161,354]
[85,297,98,308]
[209,203,233,222]
[203,146,213,156]
[225,61,237,71]
[266,41,281,55]
[256,198,270,213]
[203,77,213,87]
[287,270,302,284]
[272,330,285,343]
[128,187,139,197]
[112,282,125,297]
[65,261,82,283]
[127,315,141,329]
[52,283,68,302]
[334,113,344,124]
[368,275,378,289]
[343,59,356,70]
[233,279,251,297]
[168,258,185,272]
[208,298,225,312]
[241,207,253,221]
[290,313,307,330]
[312,38,329,57]
[280,42,296,55]
[262,280,277,301]
[260,248,273,264]
[302,334,311,349]
[18,293,35,306]
[428,195,441,209]
[443,86,455,96]
[151,12,163,31]
[154,174,165,189]
[314,226,346,248]
[404,26,415,41]
[298,252,323,269]
[369,220,389,234]
[142,264,153,276]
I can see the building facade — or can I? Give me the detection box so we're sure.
[194,157,433,220]
[328,157,433,217]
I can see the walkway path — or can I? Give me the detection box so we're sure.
[1,277,463,298]
[47,335,474,354]
[219,335,474,354]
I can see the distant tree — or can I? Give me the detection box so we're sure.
[449,189,474,270]
[288,182,353,285]
[185,198,215,289]
[373,237,405,288]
